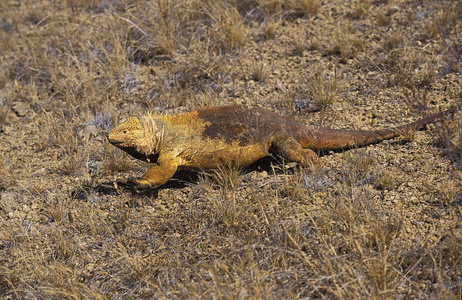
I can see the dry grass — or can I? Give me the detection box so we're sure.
[292,26,309,55]
[260,17,279,40]
[437,111,462,172]
[0,0,461,298]
[348,0,371,19]
[289,0,322,16]
[250,60,270,82]
[331,28,365,63]
[291,65,342,112]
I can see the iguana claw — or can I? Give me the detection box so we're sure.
[115,178,151,192]
[129,178,152,191]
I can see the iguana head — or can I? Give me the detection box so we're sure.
[108,117,145,151]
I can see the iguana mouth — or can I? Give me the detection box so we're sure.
[107,136,119,145]
[107,133,124,145]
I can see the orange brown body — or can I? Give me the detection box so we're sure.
[108,105,454,191]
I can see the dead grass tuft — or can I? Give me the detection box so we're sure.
[446,229,462,269]
[208,2,248,53]
[292,65,342,111]
[348,0,370,19]
[438,179,458,206]
[395,124,418,142]
[419,7,458,43]
[436,110,462,172]
[289,0,322,16]
[376,11,391,27]
[257,0,283,16]
[292,26,309,55]
[0,155,10,188]
[311,67,342,108]
[250,60,270,82]
[374,168,396,190]
[194,164,248,227]
[0,94,9,125]
[380,49,438,111]
[331,29,365,63]
[260,17,279,40]
[381,32,405,51]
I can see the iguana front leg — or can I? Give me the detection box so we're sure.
[271,134,322,169]
[128,153,178,191]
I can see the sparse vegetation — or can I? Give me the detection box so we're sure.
[291,65,342,112]
[290,0,322,16]
[250,60,270,82]
[0,0,461,298]
[348,0,370,19]
[395,123,418,142]
[260,17,279,40]
[308,66,342,109]
[293,26,309,55]
[331,28,365,63]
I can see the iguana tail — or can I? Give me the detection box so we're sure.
[299,107,456,151]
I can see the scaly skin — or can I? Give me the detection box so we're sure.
[108,105,455,191]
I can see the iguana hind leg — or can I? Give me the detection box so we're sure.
[270,134,321,169]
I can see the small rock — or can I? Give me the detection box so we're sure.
[387,6,400,15]
[12,101,33,117]
[16,210,26,219]
[2,125,12,135]
[145,206,155,214]
[86,263,96,273]
[22,204,30,212]
[0,191,19,214]
[275,79,283,91]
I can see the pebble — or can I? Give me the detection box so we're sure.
[1,191,19,214]
[2,125,12,135]
[12,101,34,118]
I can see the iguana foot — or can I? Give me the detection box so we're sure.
[129,178,152,191]
[115,178,152,192]
[271,134,322,169]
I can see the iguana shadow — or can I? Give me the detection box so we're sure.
[91,155,291,197]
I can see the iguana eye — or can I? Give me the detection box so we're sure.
[122,130,128,134]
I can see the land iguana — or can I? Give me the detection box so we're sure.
[108,105,455,191]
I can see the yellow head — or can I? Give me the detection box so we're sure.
[108,117,145,150]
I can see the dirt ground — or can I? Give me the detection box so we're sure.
[0,0,461,298]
